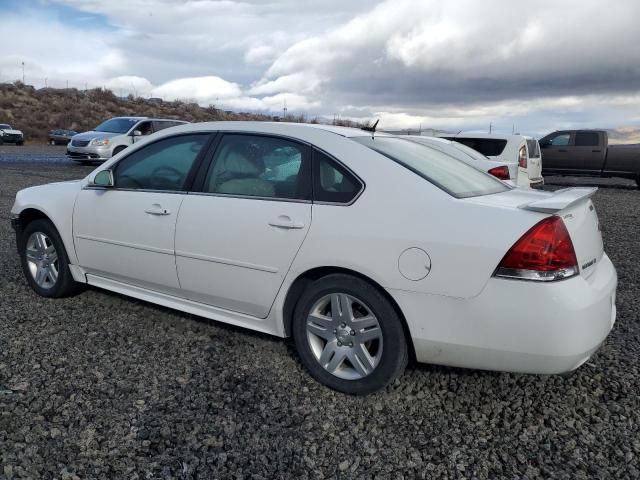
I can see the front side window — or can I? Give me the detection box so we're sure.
[313,150,362,203]
[204,134,310,200]
[574,132,599,147]
[136,121,153,136]
[114,134,208,191]
[548,133,571,146]
[353,136,508,198]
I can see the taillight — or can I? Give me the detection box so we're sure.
[495,216,578,281]
[488,165,510,180]
[518,146,527,168]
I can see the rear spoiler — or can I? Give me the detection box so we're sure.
[518,187,598,213]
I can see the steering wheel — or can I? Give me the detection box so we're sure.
[151,165,184,189]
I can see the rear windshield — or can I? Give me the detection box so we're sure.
[353,137,509,198]
[443,137,507,157]
[0,124,11,130]
[526,139,540,158]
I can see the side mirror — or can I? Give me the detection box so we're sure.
[540,142,550,148]
[91,169,114,187]
[132,130,142,137]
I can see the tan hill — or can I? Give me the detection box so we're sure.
[0,82,293,142]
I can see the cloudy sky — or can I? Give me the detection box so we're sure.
[1,0,640,136]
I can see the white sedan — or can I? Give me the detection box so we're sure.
[11,122,617,394]
[400,135,516,183]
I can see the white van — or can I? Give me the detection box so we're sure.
[441,133,544,188]
[67,117,188,164]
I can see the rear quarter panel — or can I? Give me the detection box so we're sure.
[289,139,544,299]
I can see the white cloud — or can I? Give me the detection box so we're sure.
[151,76,242,103]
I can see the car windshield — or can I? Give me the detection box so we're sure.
[94,118,139,133]
[0,124,11,130]
[353,136,509,198]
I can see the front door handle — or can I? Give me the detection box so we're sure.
[269,215,305,229]
[558,149,567,152]
[145,204,171,216]
[592,150,601,153]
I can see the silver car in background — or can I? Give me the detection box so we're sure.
[67,117,188,164]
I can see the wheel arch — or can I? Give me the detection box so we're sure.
[281,266,417,362]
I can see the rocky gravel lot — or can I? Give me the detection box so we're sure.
[1,146,639,479]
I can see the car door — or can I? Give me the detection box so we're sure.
[540,131,572,172]
[73,133,211,295]
[175,133,312,318]
[571,131,606,173]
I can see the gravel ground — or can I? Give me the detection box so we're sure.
[1,146,639,479]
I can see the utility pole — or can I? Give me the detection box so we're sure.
[21,61,24,83]
[282,99,287,119]
[44,77,48,88]
[489,122,492,134]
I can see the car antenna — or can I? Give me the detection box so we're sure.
[361,119,380,138]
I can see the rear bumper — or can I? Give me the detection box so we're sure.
[389,253,617,374]
[529,177,545,189]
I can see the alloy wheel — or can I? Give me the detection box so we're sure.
[306,293,383,380]
[25,231,59,289]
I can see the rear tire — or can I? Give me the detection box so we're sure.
[49,139,56,146]
[292,274,408,395]
[19,218,83,298]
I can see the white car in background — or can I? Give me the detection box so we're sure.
[11,122,615,395]
[400,135,516,184]
[441,132,544,189]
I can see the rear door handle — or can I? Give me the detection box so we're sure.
[145,204,171,216]
[558,149,567,152]
[592,150,601,153]
[269,215,305,229]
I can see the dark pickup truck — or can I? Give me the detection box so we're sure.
[540,129,640,186]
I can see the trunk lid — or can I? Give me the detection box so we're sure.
[467,187,604,278]
[520,187,603,278]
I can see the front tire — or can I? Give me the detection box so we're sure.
[112,145,127,156]
[19,219,83,298]
[292,274,408,395]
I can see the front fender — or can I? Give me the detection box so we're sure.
[11,181,83,264]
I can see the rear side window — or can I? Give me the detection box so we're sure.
[575,132,599,147]
[353,137,508,198]
[443,137,507,157]
[204,134,311,200]
[526,139,540,158]
[313,150,362,203]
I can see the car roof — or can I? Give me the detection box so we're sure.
[109,116,188,123]
[442,132,535,141]
[165,121,389,138]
